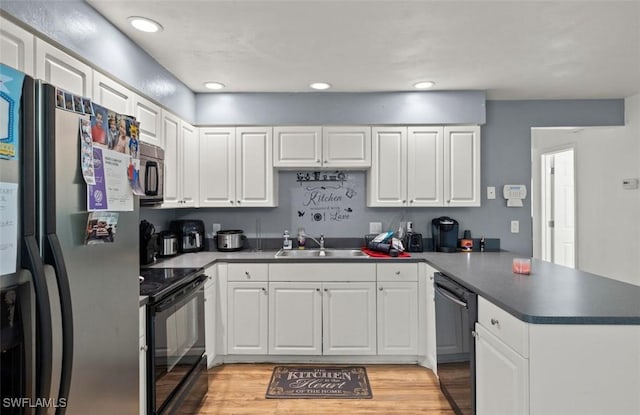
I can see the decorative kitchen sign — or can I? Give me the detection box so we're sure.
[291,171,363,236]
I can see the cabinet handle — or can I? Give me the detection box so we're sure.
[410,200,414,203]
[490,318,499,326]
[395,271,401,275]
[316,288,320,292]
[379,287,383,291]
[324,160,328,163]
[261,287,266,293]
[141,344,148,352]
[324,288,328,292]
[472,330,478,339]
[237,200,241,204]
[429,276,434,281]
[245,272,250,278]
[316,160,321,163]
[230,200,234,204]
[402,200,406,203]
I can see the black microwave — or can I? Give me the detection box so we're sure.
[139,142,164,206]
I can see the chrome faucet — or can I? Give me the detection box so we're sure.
[304,233,325,252]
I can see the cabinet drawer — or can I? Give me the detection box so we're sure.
[228,263,269,281]
[478,296,529,357]
[377,263,418,282]
[269,263,375,282]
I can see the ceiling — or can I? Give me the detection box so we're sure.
[87,0,640,100]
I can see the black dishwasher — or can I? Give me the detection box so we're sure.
[434,272,477,415]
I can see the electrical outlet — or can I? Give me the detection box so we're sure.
[487,186,496,200]
[511,220,520,233]
[212,223,221,233]
[369,222,382,234]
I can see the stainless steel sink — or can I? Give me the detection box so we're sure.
[274,249,368,258]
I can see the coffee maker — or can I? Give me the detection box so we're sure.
[432,217,459,253]
[170,220,205,253]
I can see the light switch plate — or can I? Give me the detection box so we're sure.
[212,223,221,233]
[369,222,382,234]
[487,186,496,199]
[511,220,520,233]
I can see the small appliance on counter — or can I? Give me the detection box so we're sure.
[432,216,459,253]
[158,230,179,257]
[140,220,159,265]
[405,233,424,252]
[170,220,205,253]
[217,229,246,252]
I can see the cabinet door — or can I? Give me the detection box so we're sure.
[273,126,322,168]
[408,126,444,206]
[92,71,133,114]
[0,16,35,76]
[322,282,376,355]
[444,126,481,207]
[204,275,216,367]
[36,39,93,97]
[268,282,322,355]
[322,126,371,168]
[199,128,236,207]
[133,94,163,147]
[161,111,180,208]
[377,282,418,355]
[139,306,147,415]
[475,323,529,415]
[180,121,199,207]
[227,282,268,354]
[367,127,407,207]
[235,127,276,207]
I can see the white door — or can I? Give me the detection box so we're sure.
[133,95,162,147]
[408,126,444,206]
[235,127,275,207]
[0,16,35,76]
[199,128,236,207]
[475,324,529,415]
[322,282,376,355]
[161,112,180,208]
[377,282,418,355]
[227,282,268,354]
[444,126,481,206]
[367,126,407,206]
[543,149,576,267]
[36,39,93,97]
[268,282,322,355]
[180,121,199,207]
[322,126,371,168]
[273,126,322,168]
[92,72,133,114]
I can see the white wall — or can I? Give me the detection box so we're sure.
[532,93,640,285]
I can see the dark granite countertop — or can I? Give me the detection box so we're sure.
[145,250,640,325]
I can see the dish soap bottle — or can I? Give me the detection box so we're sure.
[297,228,306,250]
[283,230,292,250]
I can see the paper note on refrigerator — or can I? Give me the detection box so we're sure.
[87,147,133,211]
[0,182,18,276]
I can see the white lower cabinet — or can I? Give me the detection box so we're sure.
[322,282,377,355]
[227,281,268,354]
[377,281,418,355]
[139,305,147,415]
[204,269,217,367]
[475,323,529,415]
[268,282,322,355]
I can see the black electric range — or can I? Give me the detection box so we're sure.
[139,267,204,303]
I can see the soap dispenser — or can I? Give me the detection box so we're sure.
[283,230,292,250]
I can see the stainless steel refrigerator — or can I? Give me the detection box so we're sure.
[0,64,139,415]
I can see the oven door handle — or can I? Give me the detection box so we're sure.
[155,277,205,313]
[435,284,468,308]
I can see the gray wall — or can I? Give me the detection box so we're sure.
[196,91,486,125]
[143,98,624,256]
[0,0,196,122]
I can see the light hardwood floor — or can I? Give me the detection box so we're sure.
[198,364,454,414]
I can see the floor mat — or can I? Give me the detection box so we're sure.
[265,366,373,399]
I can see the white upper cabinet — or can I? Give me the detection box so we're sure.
[368,125,480,207]
[161,111,180,208]
[235,127,277,207]
[444,126,481,206]
[408,126,444,206]
[92,71,133,115]
[35,39,92,97]
[274,126,371,169]
[322,126,371,168]
[367,126,408,206]
[273,126,322,168]
[0,16,35,76]
[133,94,163,147]
[199,127,236,207]
[162,111,198,208]
[180,121,199,206]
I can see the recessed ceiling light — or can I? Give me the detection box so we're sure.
[128,17,163,33]
[310,82,331,90]
[413,81,435,89]
[204,82,225,90]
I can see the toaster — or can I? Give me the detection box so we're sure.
[170,220,205,253]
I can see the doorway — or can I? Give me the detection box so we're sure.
[538,147,576,268]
